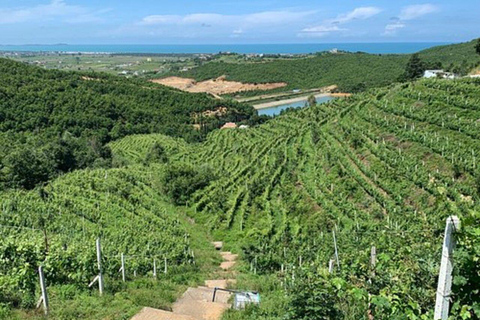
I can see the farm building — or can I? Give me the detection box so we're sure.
[423,70,455,79]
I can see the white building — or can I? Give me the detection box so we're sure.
[424,70,455,79]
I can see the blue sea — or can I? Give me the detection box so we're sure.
[0,43,448,55]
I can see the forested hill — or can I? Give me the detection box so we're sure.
[174,39,480,93]
[0,58,255,189]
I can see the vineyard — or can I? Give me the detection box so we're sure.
[1,77,480,319]
[177,78,478,318]
[0,160,204,318]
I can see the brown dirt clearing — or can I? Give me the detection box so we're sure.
[151,76,287,95]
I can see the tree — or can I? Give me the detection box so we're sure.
[475,38,480,56]
[307,95,317,107]
[403,53,425,81]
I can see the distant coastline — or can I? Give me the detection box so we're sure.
[0,42,449,55]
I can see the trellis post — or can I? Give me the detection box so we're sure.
[38,266,49,315]
[333,230,340,268]
[153,259,157,278]
[328,259,335,273]
[96,238,104,295]
[121,253,126,282]
[434,216,460,320]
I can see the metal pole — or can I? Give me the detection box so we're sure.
[38,266,49,315]
[164,257,167,274]
[434,216,461,320]
[96,238,104,295]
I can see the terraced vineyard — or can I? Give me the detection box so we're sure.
[2,78,479,319]
[0,164,197,318]
[176,78,479,318]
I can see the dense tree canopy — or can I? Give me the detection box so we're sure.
[0,58,255,189]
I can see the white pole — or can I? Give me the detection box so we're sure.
[38,266,49,315]
[96,238,104,295]
[328,259,335,273]
[370,246,376,268]
[121,253,126,282]
[333,230,340,268]
[164,257,167,274]
[153,259,157,278]
[434,216,461,320]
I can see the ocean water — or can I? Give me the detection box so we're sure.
[0,43,448,55]
[257,96,335,117]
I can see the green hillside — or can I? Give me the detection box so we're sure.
[111,78,480,319]
[2,56,480,319]
[0,58,254,190]
[174,39,480,94]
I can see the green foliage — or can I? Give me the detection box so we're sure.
[175,40,479,95]
[177,52,409,93]
[144,142,168,164]
[476,39,480,56]
[0,58,255,190]
[402,54,425,81]
[161,163,217,205]
[451,210,480,319]
[307,95,317,107]
[167,78,480,318]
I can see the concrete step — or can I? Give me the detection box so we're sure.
[173,299,230,320]
[204,279,237,289]
[212,242,223,250]
[131,307,197,320]
[220,261,236,270]
[220,252,238,262]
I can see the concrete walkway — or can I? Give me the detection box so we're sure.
[131,242,237,320]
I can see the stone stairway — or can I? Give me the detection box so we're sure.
[131,242,237,320]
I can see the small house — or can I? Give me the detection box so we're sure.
[424,70,455,79]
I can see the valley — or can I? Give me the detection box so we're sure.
[0,39,480,319]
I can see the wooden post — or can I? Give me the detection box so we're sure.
[38,266,49,315]
[254,256,257,275]
[333,230,340,268]
[121,253,126,282]
[434,216,461,320]
[96,238,104,295]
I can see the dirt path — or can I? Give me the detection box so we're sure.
[131,241,237,320]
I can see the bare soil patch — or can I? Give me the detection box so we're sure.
[151,76,287,95]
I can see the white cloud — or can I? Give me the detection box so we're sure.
[139,10,314,29]
[384,4,439,35]
[0,0,107,24]
[299,6,381,37]
[383,22,406,35]
[399,4,439,21]
[331,7,383,24]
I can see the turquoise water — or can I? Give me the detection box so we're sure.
[257,96,335,117]
[0,43,447,54]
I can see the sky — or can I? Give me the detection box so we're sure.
[0,0,478,44]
